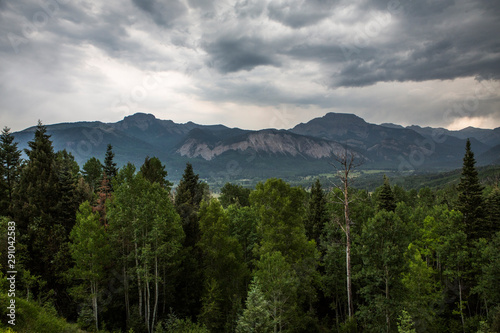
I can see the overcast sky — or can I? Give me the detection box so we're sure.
[1,0,500,132]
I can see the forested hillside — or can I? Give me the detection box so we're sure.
[1,123,499,333]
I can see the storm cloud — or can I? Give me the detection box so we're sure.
[0,0,499,131]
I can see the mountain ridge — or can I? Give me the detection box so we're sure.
[11,112,500,181]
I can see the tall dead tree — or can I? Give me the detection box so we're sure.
[330,148,363,319]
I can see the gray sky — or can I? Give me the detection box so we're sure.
[1,0,500,132]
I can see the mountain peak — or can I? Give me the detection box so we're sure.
[118,113,158,131]
[322,112,366,123]
[123,113,157,121]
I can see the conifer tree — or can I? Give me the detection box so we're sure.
[12,121,71,304]
[377,175,396,212]
[103,143,118,182]
[457,139,485,239]
[306,179,328,244]
[0,128,21,215]
[174,162,206,318]
[236,278,273,333]
[175,162,204,247]
[139,156,172,190]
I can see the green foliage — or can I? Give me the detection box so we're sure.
[0,127,22,216]
[174,163,205,318]
[484,187,500,234]
[250,178,310,261]
[82,157,103,192]
[140,156,172,191]
[219,182,251,208]
[158,313,209,333]
[0,294,81,333]
[306,179,328,244]
[108,170,185,331]
[250,178,319,327]
[103,143,118,181]
[254,251,300,332]
[236,278,273,333]
[356,210,410,332]
[457,139,486,239]
[397,309,416,333]
[474,232,500,313]
[227,205,260,266]
[198,199,246,330]
[376,175,396,212]
[2,119,499,333]
[68,201,110,331]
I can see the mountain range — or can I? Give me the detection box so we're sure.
[11,112,500,182]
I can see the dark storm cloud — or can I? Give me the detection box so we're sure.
[267,0,337,28]
[1,0,500,131]
[132,0,187,27]
[325,0,500,87]
[203,36,280,73]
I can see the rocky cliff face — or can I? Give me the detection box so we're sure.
[177,130,351,160]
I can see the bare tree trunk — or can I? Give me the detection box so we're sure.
[152,253,159,331]
[345,213,354,318]
[459,278,465,333]
[91,280,99,332]
[124,264,130,322]
[123,241,130,323]
[385,266,390,333]
[345,194,354,319]
[331,149,361,320]
[134,239,143,318]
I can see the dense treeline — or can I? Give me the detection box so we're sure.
[0,122,499,333]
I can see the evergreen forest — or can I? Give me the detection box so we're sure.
[1,122,500,333]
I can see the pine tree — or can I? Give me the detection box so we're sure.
[0,127,22,215]
[139,156,172,190]
[306,179,328,244]
[12,121,68,304]
[173,162,205,318]
[377,175,396,212]
[175,162,204,247]
[457,139,485,239]
[236,278,273,333]
[103,143,118,182]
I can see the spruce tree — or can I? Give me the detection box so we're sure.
[0,127,22,215]
[103,143,118,182]
[139,156,172,190]
[236,278,273,333]
[12,121,67,304]
[377,175,396,212]
[174,162,205,318]
[457,139,485,239]
[306,178,328,244]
